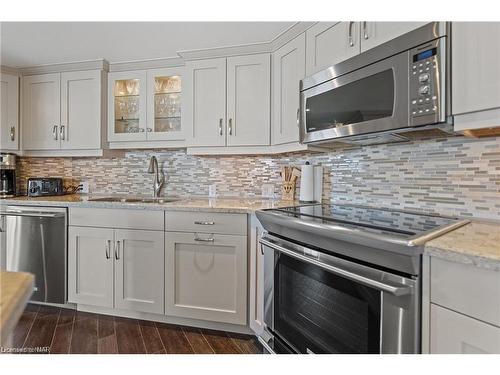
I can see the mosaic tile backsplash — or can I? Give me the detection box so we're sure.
[16,135,500,220]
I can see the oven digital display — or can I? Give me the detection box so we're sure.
[413,47,437,62]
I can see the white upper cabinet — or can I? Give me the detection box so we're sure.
[452,22,500,117]
[360,22,428,52]
[22,73,61,150]
[60,70,102,150]
[226,54,270,146]
[22,70,104,152]
[185,58,227,147]
[186,54,271,148]
[147,67,185,141]
[305,22,360,76]
[0,73,19,150]
[108,70,147,142]
[272,34,306,145]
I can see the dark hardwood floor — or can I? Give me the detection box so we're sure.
[5,304,263,354]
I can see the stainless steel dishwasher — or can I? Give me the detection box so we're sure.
[0,205,67,303]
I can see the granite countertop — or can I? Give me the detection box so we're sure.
[425,221,500,271]
[0,194,299,213]
[0,271,34,346]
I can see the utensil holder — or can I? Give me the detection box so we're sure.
[282,181,296,201]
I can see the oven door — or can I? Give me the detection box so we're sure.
[300,51,409,144]
[260,235,419,354]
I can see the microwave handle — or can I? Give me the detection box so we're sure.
[260,238,412,297]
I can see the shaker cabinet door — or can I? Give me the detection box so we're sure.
[114,229,164,314]
[165,232,247,325]
[108,70,148,142]
[226,54,271,147]
[185,58,227,147]
[0,73,19,150]
[61,70,102,150]
[272,34,305,145]
[22,73,61,150]
[305,22,360,76]
[360,22,428,52]
[430,304,500,354]
[452,22,500,115]
[68,226,114,308]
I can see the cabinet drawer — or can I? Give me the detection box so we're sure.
[430,304,500,354]
[165,211,247,235]
[69,207,164,231]
[430,257,500,327]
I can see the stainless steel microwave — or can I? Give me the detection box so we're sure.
[299,22,451,146]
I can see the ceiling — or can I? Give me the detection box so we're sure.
[0,22,294,68]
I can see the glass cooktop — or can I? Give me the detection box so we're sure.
[272,204,460,237]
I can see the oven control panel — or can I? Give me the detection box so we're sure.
[409,37,446,126]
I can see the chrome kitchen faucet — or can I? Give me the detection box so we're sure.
[147,155,165,197]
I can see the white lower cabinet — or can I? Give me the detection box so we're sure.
[430,304,500,354]
[68,227,114,307]
[114,229,164,314]
[165,231,247,325]
[68,226,165,314]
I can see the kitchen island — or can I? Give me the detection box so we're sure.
[0,271,34,347]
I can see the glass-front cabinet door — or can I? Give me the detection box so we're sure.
[108,70,147,142]
[147,68,185,141]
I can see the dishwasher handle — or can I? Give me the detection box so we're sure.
[1,211,64,218]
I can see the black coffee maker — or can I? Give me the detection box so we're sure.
[0,153,16,198]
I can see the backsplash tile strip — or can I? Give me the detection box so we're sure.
[16,135,500,220]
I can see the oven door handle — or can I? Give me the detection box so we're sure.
[260,238,412,297]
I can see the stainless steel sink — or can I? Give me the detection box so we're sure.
[88,197,180,204]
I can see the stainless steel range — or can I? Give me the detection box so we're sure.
[256,204,468,354]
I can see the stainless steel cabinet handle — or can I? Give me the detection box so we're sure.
[348,21,355,47]
[219,118,223,136]
[60,125,65,140]
[228,118,233,136]
[53,125,58,140]
[363,21,368,40]
[10,126,15,141]
[260,238,412,297]
[105,240,111,259]
[194,234,215,242]
[296,108,300,128]
[139,128,145,132]
[114,240,120,260]
[147,127,152,132]
[194,221,215,225]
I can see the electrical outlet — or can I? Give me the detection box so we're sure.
[80,182,89,194]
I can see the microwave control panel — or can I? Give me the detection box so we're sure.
[409,37,446,126]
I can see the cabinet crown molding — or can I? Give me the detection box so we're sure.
[19,59,109,76]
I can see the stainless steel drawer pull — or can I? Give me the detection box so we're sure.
[10,126,15,141]
[219,118,223,136]
[105,240,111,259]
[296,108,300,128]
[194,235,215,242]
[60,125,65,140]
[194,221,215,225]
[228,118,233,135]
[260,238,412,297]
[115,240,120,260]
[53,125,58,140]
